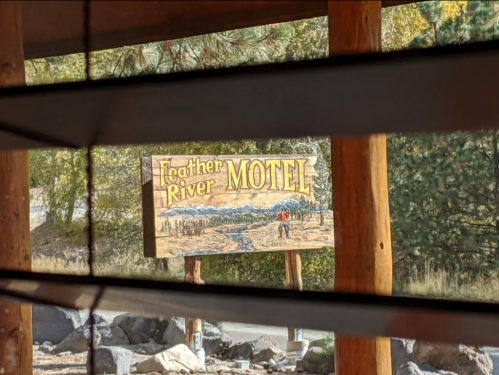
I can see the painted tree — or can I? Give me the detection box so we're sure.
[312,154,331,226]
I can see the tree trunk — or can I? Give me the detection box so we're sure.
[493,132,499,261]
[329,2,393,375]
[0,3,32,375]
[65,153,78,225]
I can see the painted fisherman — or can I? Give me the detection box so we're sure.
[276,207,290,239]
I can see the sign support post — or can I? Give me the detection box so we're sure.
[0,2,33,375]
[328,2,393,375]
[184,256,205,367]
[285,250,308,361]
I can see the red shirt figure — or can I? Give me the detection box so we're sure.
[276,211,290,222]
[276,208,290,239]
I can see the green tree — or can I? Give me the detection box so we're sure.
[389,1,499,279]
[312,154,332,226]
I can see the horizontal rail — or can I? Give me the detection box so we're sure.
[1,39,499,151]
[1,270,499,346]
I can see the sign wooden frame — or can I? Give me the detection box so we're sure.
[141,155,334,258]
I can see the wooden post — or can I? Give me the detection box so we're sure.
[328,2,393,375]
[0,2,33,375]
[285,250,302,342]
[184,256,204,351]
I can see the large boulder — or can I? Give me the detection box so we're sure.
[84,313,108,326]
[412,342,493,375]
[87,346,132,375]
[113,314,160,344]
[254,347,285,363]
[227,335,280,360]
[303,347,328,364]
[392,338,415,375]
[98,325,130,346]
[162,318,232,355]
[397,362,458,375]
[52,326,101,354]
[162,317,186,346]
[136,344,202,373]
[33,305,81,344]
[202,322,233,356]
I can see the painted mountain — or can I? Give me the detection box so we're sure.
[159,199,302,219]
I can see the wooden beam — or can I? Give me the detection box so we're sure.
[21,1,426,59]
[328,2,393,375]
[184,256,204,352]
[0,2,32,375]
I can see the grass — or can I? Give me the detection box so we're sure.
[33,256,499,301]
[394,261,499,301]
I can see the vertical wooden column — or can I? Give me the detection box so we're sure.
[328,2,393,375]
[184,256,204,350]
[0,2,33,375]
[285,250,302,342]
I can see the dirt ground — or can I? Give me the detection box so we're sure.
[33,346,301,375]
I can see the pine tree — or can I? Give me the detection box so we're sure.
[390,1,499,277]
[312,154,332,226]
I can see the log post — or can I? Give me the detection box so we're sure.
[184,256,204,357]
[0,2,33,375]
[328,2,393,375]
[285,250,303,341]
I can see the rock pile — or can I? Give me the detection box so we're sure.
[392,338,493,375]
[32,307,495,375]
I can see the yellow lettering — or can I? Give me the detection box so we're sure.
[266,160,281,191]
[226,160,249,190]
[168,168,177,183]
[206,179,215,194]
[187,158,196,176]
[206,161,214,173]
[196,158,207,174]
[159,161,171,187]
[214,161,223,173]
[179,180,186,200]
[186,184,196,197]
[248,160,266,190]
[296,159,310,195]
[197,182,207,195]
[282,160,296,192]
[178,167,187,179]
[166,184,180,206]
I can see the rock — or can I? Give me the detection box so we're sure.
[33,305,81,344]
[392,338,415,375]
[397,362,423,375]
[98,325,130,346]
[254,347,285,363]
[136,344,202,373]
[412,342,493,375]
[163,317,186,346]
[84,313,108,326]
[42,341,53,346]
[121,343,170,355]
[203,322,233,356]
[162,318,232,355]
[287,340,309,353]
[87,346,132,375]
[228,335,281,360]
[397,362,459,375]
[114,314,159,344]
[52,325,101,354]
[296,359,335,375]
[303,347,329,365]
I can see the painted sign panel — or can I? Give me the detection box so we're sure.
[141,155,333,258]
